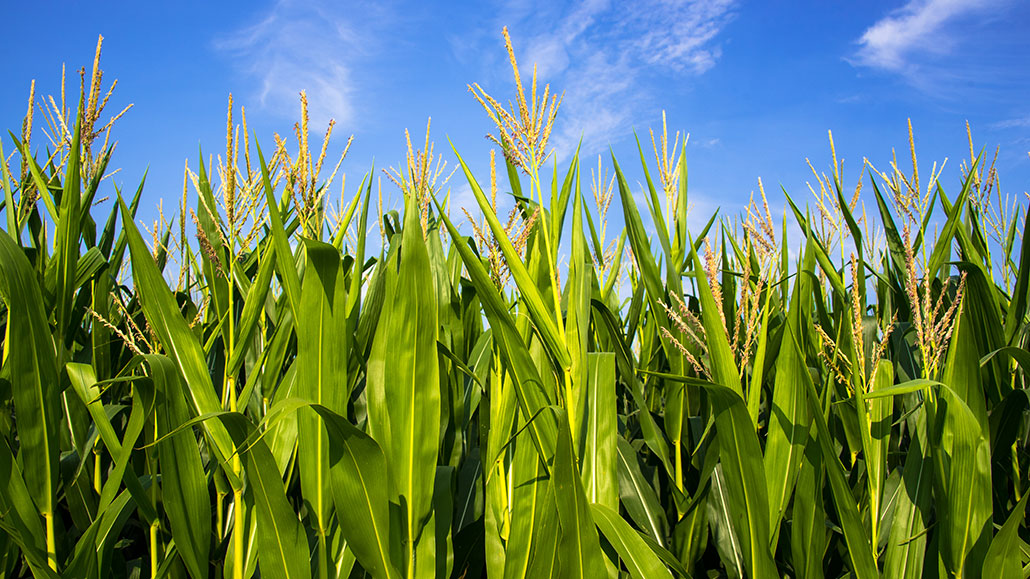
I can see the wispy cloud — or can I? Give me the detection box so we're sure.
[992,116,1030,129]
[217,0,383,128]
[853,0,994,72]
[491,0,735,156]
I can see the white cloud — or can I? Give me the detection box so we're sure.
[217,0,375,128]
[632,0,734,74]
[992,116,1030,129]
[493,0,736,157]
[854,0,993,72]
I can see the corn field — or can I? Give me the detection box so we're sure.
[0,33,1027,579]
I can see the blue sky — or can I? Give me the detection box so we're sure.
[3,0,1029,241]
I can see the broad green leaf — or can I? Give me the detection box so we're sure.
[483,351,517,578]
[591,299,673,476]
[565,168,591,454]
[581,353,616,509]
[117,196,240,488]
[790,325,880,579]
[791,431,827,579]
[552,409,608,579]
[926,156,978,281]
[590,503,672,579]
[219,413,311,579]
[64,487,136,579]
[699,385,775,577]
[309,405,401,579]
[366,195,440,574]
[65,364,159,523]
[226,239,276,376]
[435,201,558,457]
[632,136,674,274]
[981,492,1029,578]
[193,154,232,347]
[256,142,302,317]
[451,146,570,370]
[1003,205,1030,344]
[53,110,82,348]
[149,354,212,579]
[935,304,993,579]
[782,190,847,297]
[0,140,17,235]
[616,437,667,545]
[858,361,894,551]
[0,231,60,558]
[882,419,932,578]
[296,238,350,567]
[764,243,813,537]
[611,153,690,483]
[686,242,742,396]
[0,435,53,577]
[503,415,559,579]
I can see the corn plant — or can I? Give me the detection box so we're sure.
[0,31,1026,579]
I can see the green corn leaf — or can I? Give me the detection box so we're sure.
[0,435,53,577]
[858,360,894,552]
[981,492,1029,578]
[91,370,155,520]
[451,145,570,371]
[0,231,60,555]
[611,152,692,484]
[220,413,312,579]
[763,243,813,538]
[782,190,847,297]
[296,238,350,573]
[882,411,932,578]
[345,172,373,321]
[926,156,978,281]
[686,241,742,396]
[65,487,136,579]
[435,199,558,458]
[590,503,672,579]
[256,142,302,318]
[483,349,516,577]
[791,430,827,579]
[310,405,401,579]
[226,239,276,376]
[117,196,240,489]
[565,168,591,453]
[581,353,617,509]
[616,437,668,545]
[591,299,673,476]
[147,355,211,579]
[0,140,17,235]
[868,178,910,285]
[699,384,776,577]
[503,414,560,579]
[65,364,159,523]
[935,303,993,578]
[366,195,441,574]
[552,408,608,579]
[610,153,676,348]
[13,131,58,225]
[53,109,82,348]
[549,150,579,248]
[1003,205,1030,344]
[193,153,232,347]
[789,325,880,579]
[632,136,673,270]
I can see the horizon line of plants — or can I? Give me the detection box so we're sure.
[0,31,1027,578]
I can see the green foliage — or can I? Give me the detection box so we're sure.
[0,44,1027,579]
